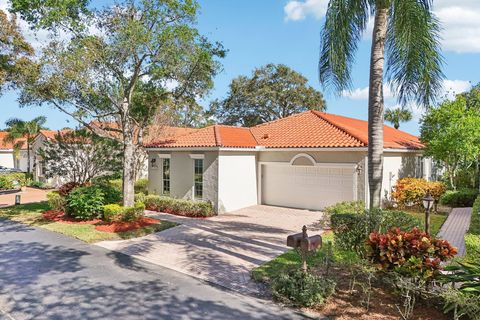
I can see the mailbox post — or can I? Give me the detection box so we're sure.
[287,225,322,273]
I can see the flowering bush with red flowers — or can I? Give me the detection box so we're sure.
[367,227,457,279]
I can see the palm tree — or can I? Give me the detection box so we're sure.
[3,116,47,173]
[319,0,443,208]
[385,107,413,129]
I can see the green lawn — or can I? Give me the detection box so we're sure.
[0,202,177,243]
[405,210,448,236]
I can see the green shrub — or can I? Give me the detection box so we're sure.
[102,204,124,222]
[123,202,145,221]
[135,192,146,203]
[95,183,122,204]
[379,210,420,233]
[66,186,105,220]
[144,194,214,217]
[464,195,480,262]
[271,269,336,307]
[108,179,123,192]
[0,175,14,190]
[28,180,45,188]
[0,173,27,190]
[440,189,479,207]
[47,191,66,211]
[324,200,365,214]
[330,213,369,253]
[134,179,148,194]
[331,209,421,255]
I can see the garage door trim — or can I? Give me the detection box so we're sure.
[257,161,358,209]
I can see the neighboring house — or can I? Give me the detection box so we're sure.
[0,132,31,172]
[31,129,74,186]
[145,110,431,214]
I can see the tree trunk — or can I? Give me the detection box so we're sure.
[368,7,389,208]
[122,102,136,207]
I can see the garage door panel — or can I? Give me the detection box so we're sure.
[262,164,355,210]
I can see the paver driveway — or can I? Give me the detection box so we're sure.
[96,205,324,294]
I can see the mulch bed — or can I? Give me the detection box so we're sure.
[42,210,161,233]
[95,217,160,233]
[308,265,449,320]
[42,210,101,224]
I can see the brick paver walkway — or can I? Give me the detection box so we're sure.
[437,207,472,256]
[0,188,50,207]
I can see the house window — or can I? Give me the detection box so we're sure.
[416,156,424,178]
[162,158,170,195]
[194,159,203,199]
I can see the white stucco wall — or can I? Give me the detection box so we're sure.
[382,153,424,199]
[217,152,257,213]
[148,151,219,210]
[0,151,15,168]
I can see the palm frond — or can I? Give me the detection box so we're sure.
[386,0,444,107]
[319,0,372,93]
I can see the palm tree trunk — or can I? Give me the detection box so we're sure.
[368,6,389,208]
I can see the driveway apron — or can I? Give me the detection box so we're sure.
[96,205,324,295]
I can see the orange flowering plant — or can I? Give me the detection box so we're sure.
[367,227,457,280]
[391,178,446,211]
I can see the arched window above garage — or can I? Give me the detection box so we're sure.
[290,153,316,166]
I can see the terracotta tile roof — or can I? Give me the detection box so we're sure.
[0,132,27,150]
[144,110,424,150]
[250,111,365,148]
[38,129,72,140]
[147,125,257,148]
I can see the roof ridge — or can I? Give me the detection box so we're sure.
[213,125,222,147]
[253,111,309,128]
[311,110,368,145]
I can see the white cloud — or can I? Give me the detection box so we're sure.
[342,85,394,100]
[284,0,327,21]
[284,0,480,53]
[344,79,471,102]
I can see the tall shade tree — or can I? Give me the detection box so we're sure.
[0,9,33,94]
[384,107,412,129]
[3,116,47,173]
[319,0,444,208]
[15,0,225,206]
[209,64,326,127]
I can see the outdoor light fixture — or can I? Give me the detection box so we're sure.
[422,192,434,234]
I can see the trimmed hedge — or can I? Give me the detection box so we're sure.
[102,202,145,222]
[440,189,479,207]
[143,194,215,217]
[464,195,480,262]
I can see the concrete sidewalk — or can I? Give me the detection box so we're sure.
[96,205,324,295]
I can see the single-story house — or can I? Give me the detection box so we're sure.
[0,132,31,172]
[145,110,431,214]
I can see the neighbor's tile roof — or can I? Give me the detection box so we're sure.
[0,132,27,150]
[38,129,72,140]
[145,110,424,150]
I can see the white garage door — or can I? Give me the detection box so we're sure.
[261,164,356,210]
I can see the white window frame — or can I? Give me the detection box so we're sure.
[193,158,204,200]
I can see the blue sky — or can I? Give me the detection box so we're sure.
[1,0,479,135]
